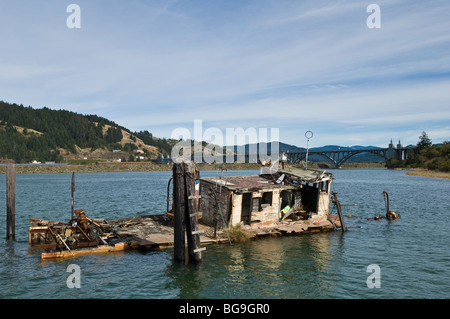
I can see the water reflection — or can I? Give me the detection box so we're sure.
[165,254,207,299]
[164,232,339,299]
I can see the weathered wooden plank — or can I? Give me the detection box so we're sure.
[331,192,347,232]
[193,247,206,253]
[41,243,128,259]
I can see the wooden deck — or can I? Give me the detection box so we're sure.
[30,213,341,259]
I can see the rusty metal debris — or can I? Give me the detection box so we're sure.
[383,191,400,219]
[29,209,105,252]
[370,191,401,220]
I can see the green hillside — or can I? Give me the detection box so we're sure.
[0,100,174,163]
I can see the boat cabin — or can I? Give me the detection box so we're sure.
[199,167,333,228]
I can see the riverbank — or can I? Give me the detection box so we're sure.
[0,161,388,174]
[0,162,261,174]
[405,168,450,179]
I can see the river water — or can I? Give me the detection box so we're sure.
[0,168,449,299]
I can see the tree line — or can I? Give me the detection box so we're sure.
[0,101,173,163]
[387,131,450,171]
[133,130,173,157]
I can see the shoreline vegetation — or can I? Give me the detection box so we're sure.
[0,161,448,179]
[0,162,260,174]
[0,161,385,174]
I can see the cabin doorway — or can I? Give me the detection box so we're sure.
[301,183,319,214]
[280,190,293,212]
[241,193,252,225]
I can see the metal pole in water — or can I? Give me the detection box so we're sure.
[57,233,75,257]
[71,172,75,220]
[6,163,15,240]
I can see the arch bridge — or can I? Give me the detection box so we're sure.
[284,141,414,169]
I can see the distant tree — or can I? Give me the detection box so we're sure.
[105,127,123,144]
[417,131,432,151]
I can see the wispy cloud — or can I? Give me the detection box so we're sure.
[0,0,449,147]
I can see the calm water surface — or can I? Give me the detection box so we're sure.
[0,169,449,299]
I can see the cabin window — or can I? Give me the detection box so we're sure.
[252,197,261,212]
[241,193,252,225]
[262,192,273,206]
[320,181,329,192]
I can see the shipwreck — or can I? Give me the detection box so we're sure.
[28,163,345,260]
[199,166,334,228]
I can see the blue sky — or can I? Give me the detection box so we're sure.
[1,0,449,148]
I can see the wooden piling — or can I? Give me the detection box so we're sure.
[172,160,203,263]
[331,192,347,232]
[173,162,186,262]
[184,161,203,263]
[6,163,15,240]
[71,172,75,220]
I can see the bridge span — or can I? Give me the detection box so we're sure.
[284,140,414,169]
[157,140,415,169]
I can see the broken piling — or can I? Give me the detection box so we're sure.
[173,160,203,264]
[6,163,15,240]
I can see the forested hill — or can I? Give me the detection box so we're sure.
[0,101,174,163]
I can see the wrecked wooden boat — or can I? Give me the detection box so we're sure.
[199,166,334,228]
[29,165,344,259]
[29,213,234,259]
